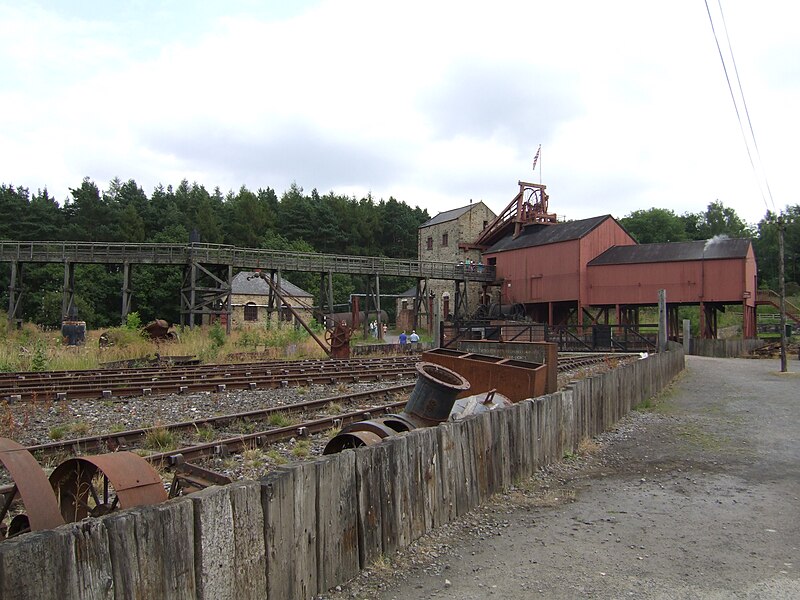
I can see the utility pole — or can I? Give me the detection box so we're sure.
[778,217,787,373]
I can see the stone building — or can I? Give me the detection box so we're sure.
[230,271,314,328]
[417,202,496,319]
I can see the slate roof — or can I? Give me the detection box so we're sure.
[231,271,313,297]
[419,204,476,228]
[484,215,614,253]
[587,238,752,266]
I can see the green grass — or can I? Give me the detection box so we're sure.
[144,427,177,451]
[268,413,293,428]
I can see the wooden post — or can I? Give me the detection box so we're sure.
[657,289,667,352]
[121,261,132,323]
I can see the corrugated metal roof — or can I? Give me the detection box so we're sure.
[588,238,752,266]
[484,215,612,253]
[232,271,313,297]
[419,204,476,228]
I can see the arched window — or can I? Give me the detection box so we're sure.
[244,302,258,322]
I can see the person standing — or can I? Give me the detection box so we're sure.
[399,330,407,350]
[409,329,420,351]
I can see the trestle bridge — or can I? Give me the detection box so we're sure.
[0,241,495,331]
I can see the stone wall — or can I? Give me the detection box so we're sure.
[418,202,495,317]
[0,346,685,600]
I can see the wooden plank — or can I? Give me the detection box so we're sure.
[104,498,196,600]
[454,418,476,516]
[229,481,267,600]
[354,444,383,568]
[405,430,426,541]
[0,526,77,599]
[387,435,412,549]
[288,461,318,599]
[316,451,359,594]
[418,428,438,535]
[377,441,400,556]
[261,469,295,600]
[191,486,235,600]
[435,423,456,527]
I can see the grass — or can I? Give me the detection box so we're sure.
[143,426,177,451]
[0,319,328,372]
[266,449,288,465]
[195,424,216,442]
[291,440,311,458]
[326,402,344,414]
[268,413,294,428]
[49,425,68,440]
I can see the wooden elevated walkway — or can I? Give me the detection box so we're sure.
[1,241,495,330]
[0,241,495,282]
[756,290,800,325]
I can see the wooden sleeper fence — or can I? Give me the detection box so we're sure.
[0,345,684,599]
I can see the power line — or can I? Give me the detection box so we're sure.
[703,0,773,214]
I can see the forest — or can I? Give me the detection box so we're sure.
[0,178,798,328]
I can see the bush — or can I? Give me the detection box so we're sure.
[124,311,142,331]
[209,322,226,349]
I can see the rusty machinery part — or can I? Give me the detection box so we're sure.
[49,452,168,523]
[142,319,179,341]
[0,438,65,539]
[322,430,384,454]
[324,414,418,454]
[325,321,353,359]
[402,362,471,427]
[166,455,232,498]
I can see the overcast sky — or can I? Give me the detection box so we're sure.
[1,1,797,227]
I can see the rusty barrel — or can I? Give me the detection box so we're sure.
[403,361,470,427]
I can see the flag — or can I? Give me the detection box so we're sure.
[532,145,541,171]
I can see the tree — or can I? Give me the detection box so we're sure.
[619,208,687,244]
[694,201,751,240]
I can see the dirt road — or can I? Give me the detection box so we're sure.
[328,355,800,599]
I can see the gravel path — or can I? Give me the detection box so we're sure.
[325,355,800,599]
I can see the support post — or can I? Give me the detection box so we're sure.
[657,289,667,352]
[375,274,382,340]
[121,261,132,323]
[62,261,75,320]
[7,262,22,326]
[778,217,787,372]
[683,319,691,354]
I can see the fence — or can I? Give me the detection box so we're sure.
[0,344,685,599]
[689,338,767,358]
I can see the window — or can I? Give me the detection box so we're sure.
[442,233,449,247]
[426,236,433,250]
[244,303,258,321]
[483,220,488,229]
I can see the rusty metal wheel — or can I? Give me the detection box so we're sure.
[49,452,167,523]
[0,438,64,539]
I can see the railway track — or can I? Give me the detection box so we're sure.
[0,356,420,402]
[22,383,415,461]
[8,352,626,464]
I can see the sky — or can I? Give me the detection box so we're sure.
[1,1,798,227]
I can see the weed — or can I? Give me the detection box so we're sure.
[68,422,90,436]
[49,425,68,440]
[195,424,216,442]
[324,426,341,439]
[109,423,127,433]
[209,323,226,349]
[243,447,266,468]
[296,386,308,396]
[327,402,343,414]
[266,449,288,465]
[268,413,293,428]
[31,341,48,372]
[291,440,311,458]
[144,426,177,451]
